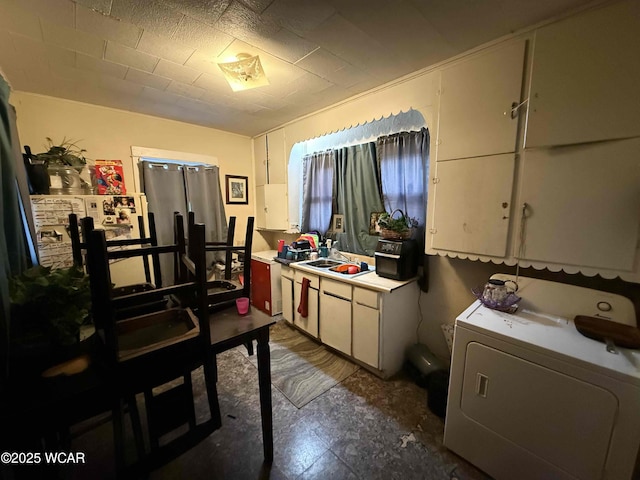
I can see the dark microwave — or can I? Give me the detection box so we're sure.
[374,239,418,281]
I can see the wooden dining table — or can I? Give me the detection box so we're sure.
[207,305,276,462]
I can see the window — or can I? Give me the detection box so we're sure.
[289,112,429,256]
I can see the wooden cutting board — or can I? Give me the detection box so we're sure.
[574,315,640,349]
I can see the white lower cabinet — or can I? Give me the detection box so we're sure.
[282,267,419,377]
[319,278,352,355]
[352,286,379,368]
[281,266,294,324]
[293,271,319,338]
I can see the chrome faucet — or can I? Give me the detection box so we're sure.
[330,241,350,262]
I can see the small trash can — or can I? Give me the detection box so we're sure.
[427,370,450,419]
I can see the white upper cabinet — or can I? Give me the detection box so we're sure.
[430,154,515,257]
[526,0,640,148]
[266,128,287,184]
[254,134,267,187]
[256,184,288,230]
[437,40,526,161]
[516,138,640,271]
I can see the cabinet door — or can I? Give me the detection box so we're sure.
[256,184,288,230]
[250,259,272,315]
[526,0,640,148]
[267,129,287,184]
[430,154,515,257]
[319,291,351,355]
[294,283,318,338]
[281,276,293,323]
[437,40,525,161]
[352,298,379,368]
[517,138,640,271]
[254,135,267,186]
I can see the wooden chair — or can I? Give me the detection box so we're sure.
[69,211,163,287]
[186,212,255,310]
[85,214,220,475]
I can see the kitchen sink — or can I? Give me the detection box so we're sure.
[305,259,342,268]
[328,264,374,277]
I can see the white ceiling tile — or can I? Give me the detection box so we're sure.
[184,51,222,76]
[215,1,280,45]
[192,72,229,91]
[257,27,319,64]
[41,19,105,58]
[172,15,233,57]
[295,47,349,73]
[163,0,231,26]
[304,14,394,75]
[153,59,201,84]
[125,68,172,90]
[0,1,43,40]
[263,0,336,36]
[407,0,508,51]
[137,30,195,65]
[137,86,182,105]
[345,1,456,71]
[295,48,370,87]
[76,53,128,79]
[22,0,75,28]
[76,4,141,48]
[105,41,159,72]
[166,80,206,100]
[9,32,76,68]
[111,0,184,37]
[237,0,273,15]
[74,0,112,15]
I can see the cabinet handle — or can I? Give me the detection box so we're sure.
[475,373,489,398]
[323,291,350,301]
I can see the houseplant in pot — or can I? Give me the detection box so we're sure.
[377,209,418,240]
[33,137,92,194]
[9,265,92,375]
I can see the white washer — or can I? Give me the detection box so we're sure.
[444,274,640,480]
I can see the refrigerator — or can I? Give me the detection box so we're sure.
[30,194,149,286]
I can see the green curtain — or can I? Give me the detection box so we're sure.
[334,143,384,256]
[1,75,28,382]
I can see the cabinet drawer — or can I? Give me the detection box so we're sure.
[281,265,294,280]
[321,278,352,300]
[294,270,319,289]
[353,287,378,309]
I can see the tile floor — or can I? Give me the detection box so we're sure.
[66,321,489,480]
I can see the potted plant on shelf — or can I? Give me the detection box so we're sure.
[35,137,87,171]
[9,265,92,374]
[32,137,92,194]
[377,209,418,240]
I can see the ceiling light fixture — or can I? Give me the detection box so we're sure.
[217,53,269,92]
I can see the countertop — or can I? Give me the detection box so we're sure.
[251,250,279,262]
[290,260,416,293]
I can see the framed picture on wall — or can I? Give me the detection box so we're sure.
[225,175,248,204]
[332,214,344,233]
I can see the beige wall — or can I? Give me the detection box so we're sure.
[11,92,269,253]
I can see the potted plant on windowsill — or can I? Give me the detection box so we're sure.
[377,209,418,240]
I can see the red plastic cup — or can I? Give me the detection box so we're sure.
[236,297,250,315]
